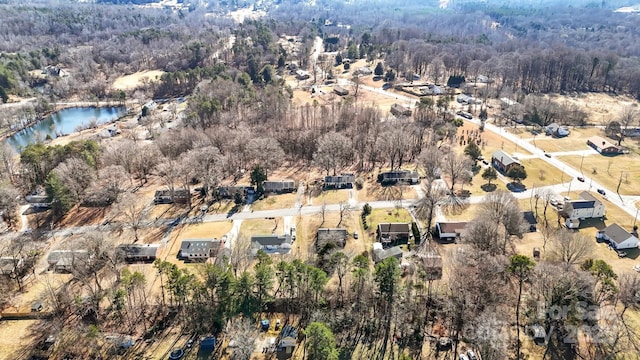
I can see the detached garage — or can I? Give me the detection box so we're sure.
[597,223,639,250]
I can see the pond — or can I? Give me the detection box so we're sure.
[6,106,127,150]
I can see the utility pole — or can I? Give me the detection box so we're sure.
[617,172,623,194]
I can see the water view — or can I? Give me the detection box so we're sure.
[6,106,126,149]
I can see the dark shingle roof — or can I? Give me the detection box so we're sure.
[571,200,595,209]
[252,235,291,246]
[604,223,634,245]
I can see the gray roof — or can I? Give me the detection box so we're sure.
[324,174,355,184]
[491,150,519,166]
[381,170,419,180]
[252,234,291,246]
[603,224,635,245]
[180,239,221,256]
[374,246,403,263]
[579,191,600,203]
[118,244,159,258]
[47,250,90,265]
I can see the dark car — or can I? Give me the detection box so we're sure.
[482,160,489,165]
[169,349,184,360]
[544,153,552,158]
[577,177,585,182]
[597,189,606,196]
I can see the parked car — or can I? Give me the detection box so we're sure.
[353,231,359,239]
[31,301,43,312]
[618,251,627,258]
[597,189,606,196]
[482,160,489,165]
[577,177,585,182]
[467,350,478,360]
[459,355,470,360]
[169,349,184,360]
[632,264,640,272]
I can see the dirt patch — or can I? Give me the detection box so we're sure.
[0,320,41,359]
[112,70,165,91]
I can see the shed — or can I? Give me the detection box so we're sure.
[333,85,349,96]
[390,103,412,117]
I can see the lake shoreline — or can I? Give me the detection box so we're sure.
[1,100,132,144]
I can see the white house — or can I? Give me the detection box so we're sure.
[596,224,639,250]
[563,191,606,228]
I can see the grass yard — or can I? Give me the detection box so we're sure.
[519,158,568,189]
[111,70,165,91]
[531,127,603,153]
[558,154,640,196]
[441,203,476,222]
[310,188,351,205]
[251,192,300,211]
[163,221,233,264]
[239,218,283,238]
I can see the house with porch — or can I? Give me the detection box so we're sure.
[491,150,520,173]
[596,224,639,250]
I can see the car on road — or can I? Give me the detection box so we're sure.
[456,111,473,119]
[577,177,585,182]
[597,189,606,196]
[482,160,489,165]
[544,153,552,158]
[169,349,184,360]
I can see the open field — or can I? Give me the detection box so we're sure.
[531,127,602,153]
[111,70,165,91]
[251,192,300,210]
[309,188,351,205]
[558,153,640,195]
[520,158,568,189]
[239,218,283,239]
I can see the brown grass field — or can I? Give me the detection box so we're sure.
[251,192,300,210]
[558,154,640,196]
[111,70,165,91]
[531,127,603,153]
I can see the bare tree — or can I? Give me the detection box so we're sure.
[442,152,473,194]
[547,230,592,265]
[0,185,20,229]
[337,201,352,227]
[185,145,225,200]
[226,317,259,360]
[52,157,96,204]
[115,192,148,242]
[313,132,353,175]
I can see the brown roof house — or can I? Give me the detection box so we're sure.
[47,250,91,273]
[587,136,625,155]
[377,223,412,246]
[435,222,468,241]
[390,103,412,117]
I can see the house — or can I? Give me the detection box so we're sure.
[333,85,349,96]
[178,239,224,262]
[522,211,538,232]
[279,325,297,354]
[435,222,467,241]
[377,223,412,246]
[596,224,639,250]
[47,250,91,272]
[373,243,403,263]
[252,234,292,254]
[154,189,190,204]
[500,97,518,108]
[117,244,159,262]
[390,103,412,117]
[457,94,477,105]
[216,185,254,199]
[295,70,310,80]
[622,128,640,137]
[545,123,570,137]
[491,150,521,173]
[43,65,69,77]
[316,228,348,250]
[0,257,23,276]
[562,191,606,228]
[476,75,493,83]
[587,136,625,155]
[378,170,419,185]
[324,173,355,189]
[262,180,296,193]
[355,67,372,76]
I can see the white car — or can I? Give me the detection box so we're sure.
[633,264,640,273]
